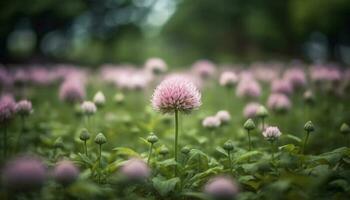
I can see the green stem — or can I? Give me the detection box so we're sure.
[98,144,102,184]
[16,116,25,152]
[3,125,7,158]
[261,117,265,132]
[84,140,88,156]
[270,140,275,163]
[228,150,232,173]
[247,130,251,151]
[303,131,310,154]
[147,143,153,165]
[174,109,179,176]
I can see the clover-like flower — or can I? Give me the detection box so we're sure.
[152,76,201,114]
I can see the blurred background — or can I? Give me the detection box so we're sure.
[1,0,350,66]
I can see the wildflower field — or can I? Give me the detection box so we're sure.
[1,60,350,200]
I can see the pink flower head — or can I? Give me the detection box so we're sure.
[53,160,79,186]
[120,158,150,181]
[15,100,33,116]
[144,57,167,74]
[271,79,293,95]
[0,96,16,123]
[202,116,221,129]
[267,93,291,112]
[59,80,85,104]
[219,71,238,87]
[243,102,260,118]
[310,65,342,82]
[262,126,281,140]
[236,78,261,99]
[2,156,46,192]
[152,76,201,114]
[216,110,231,124]
[283,68,306,88]
[192,60,216,79]
[204,176,239,200]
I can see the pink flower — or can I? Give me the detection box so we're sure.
[144,57,167,74]
[262,126,281,140]
[120,158,150,181]
[204,176,239,200]
[59,80,85,104]
[283,68,306,88]
[243,102,260,118]
[53,160,79,186]
[236,78,261,99]
[202,116,221,128]
[152,76,201,114]
[267,93,291,112]
[219,71,238,87]
[216,110,231,124]
[0,96,16,123]
[270,79,293,95]
[15,100,33,116]
[2,156,46,192]
[192,60,216,79]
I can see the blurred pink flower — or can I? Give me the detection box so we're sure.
[243,102,260,118]
[120,158,150,181]
[192,60,216,79]
[202,116,221,128]
[271,79,293,95]
[219,71,238,88]
[236,78,261,99]
[59,80,85,104]
[283,68,306,88]
[204,176,239,200]
[262,126,281,139]
[267,93,291,112]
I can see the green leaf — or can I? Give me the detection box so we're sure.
[235,151,262,163]
[182,192,208,200]
[285,134,302,143]
[152,177,180,196]
[279,144,299,153]
[216,147,228,157]
[112,147,139,157]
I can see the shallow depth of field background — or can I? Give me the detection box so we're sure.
[1,0,350,66]
[1,1,350,200]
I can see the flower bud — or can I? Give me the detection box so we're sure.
[53,160,79,186]
[303,90,315,105]
[79,129,90,141]
[159,146,169,156]
[243,118,256,131]
[304,121,315,133]
[223,140,234,152]
[53,137,64,149]
[93,91,106,107]
[340,123,350,135]
[94,133,107,145]
[147,133,159,144]
[114,93,125,104]
[256,106,268,118]
[181,146,191,155]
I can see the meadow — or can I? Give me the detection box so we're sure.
[0,60,350,200]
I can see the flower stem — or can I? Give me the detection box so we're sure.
[261,117,265,132]
[16,116,26,152]
[174,109,179,176]
[98,144,102,184]
[3,125,7,158]
[84,140,88,156]
[247,130,251,151]
[270,140,275,163]
[228,150,233,173]
[302,131,310,154]
[147,143,153,165]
